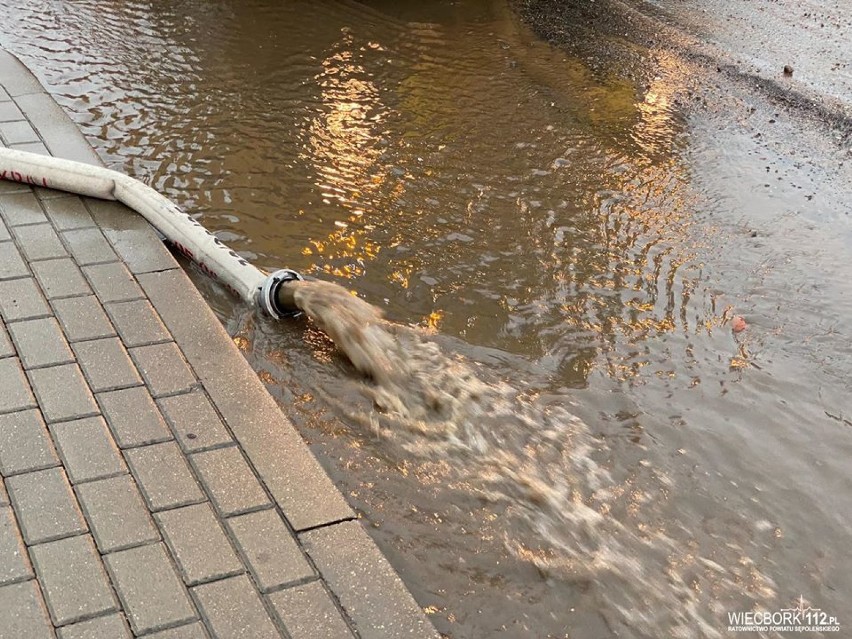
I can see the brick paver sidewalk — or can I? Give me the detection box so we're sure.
[0,50,436,638]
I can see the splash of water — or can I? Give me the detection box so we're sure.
[288,278,779,638]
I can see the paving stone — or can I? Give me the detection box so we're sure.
[0,179,31,196]
[30,534,117,626]
[27,364,98,423]
[50,417,127,484]
[0,240,28,280]
[9,142,51,156]
[191,447,270,517]
[105,299,170,347]
[75,474,159,553]
[97,386,171,448]
[192,574,279,639]
[156,503,244,586]
[0,120,39,145]
[12,224,67,261]
[57,613,132,639]
[85,199,177,274]
[268,581,354,639]
[41,197,95,232]
[0,191,47,227]
[72,337,141,393]
[0,506,33,586]
[125,442,205,511]
[61,228,117,266]
[31,258,91,299]
[0,278,50,321]
[0,477,7,505]
[0,323,12,358]
[82,262,142,304]
[0,579,55,639]
[33,187,68,201]
[0,217,9,241]
[7,317,74,369]
[227,509,313,593]
[144,622,208,639]
[158,390,233,453]
[9,141,50,155]
[0,409,59,476]
[6,467,86,545]
[130,342,196,397]
[105,542,197,635]
[0,357,36,414]
[0,101,22,122]
[0,48,44,97]
[51,295,115,342]
[301,521,439,639]
[14,93,101,166]
[135,270,356,530]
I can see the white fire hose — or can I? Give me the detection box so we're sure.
[0,147,302,318]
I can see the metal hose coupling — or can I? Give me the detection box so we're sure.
[258,268,304,319]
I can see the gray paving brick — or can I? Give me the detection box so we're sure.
[72,337,141,393]
[97,386,171,448]
[192,575,280,639]
[75,474,159,553]
[105,299,170,347]
[84,199,178,274]
[51,295,115,342]
[0,357,36,414]
[144,622,208,639]
[227,509,313,593]
[50,417,127,484]
[125,442,205,511]
[9,141,50,155]
[12,224,67,261]
[31,258,91,299]
[42,196,95,231]
[156,503,244,586]
[105,542,197,635]
[8,317,74,369]
[57,613,132,639]
[0,580,55,639]
[0,278,50,321]
[14,93,101,166]
[0,506,32,586]
[0,120,39,145]
[130,342,196,397]
[0,101,22,123]
[82,262,142,304]
[268,582,354,639]
[0,179,30,196]
[0,217,9,241]
[158,390,232,453]
[0,240,28,280]
[0,409,59,476]
[302,521,439,639]
[6,467,87,545]
[28,364,98,423]
[139,270,355,531]
[33,187,68,201]
[0,323,12,358]
[191,447,270,517]
[0,49,43,98]
[30,534,118,626]
[61,228,117,266]
[0,191,47,226]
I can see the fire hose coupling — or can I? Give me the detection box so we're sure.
[258,268,304,319]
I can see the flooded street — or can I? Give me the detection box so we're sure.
[2,0,851,636]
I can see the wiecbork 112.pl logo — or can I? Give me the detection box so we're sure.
[727,595,841,633]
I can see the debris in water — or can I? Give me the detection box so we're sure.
[731,316,747,333]
[783,64,794,76]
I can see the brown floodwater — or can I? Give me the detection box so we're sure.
[3,0,851,636]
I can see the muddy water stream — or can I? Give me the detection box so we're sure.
[3,0,852,636]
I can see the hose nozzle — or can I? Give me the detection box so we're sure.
[258,268,303,319]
